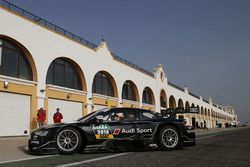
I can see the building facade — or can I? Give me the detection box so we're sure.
[0,1,237,136]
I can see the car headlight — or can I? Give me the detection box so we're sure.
[34,131,48,136]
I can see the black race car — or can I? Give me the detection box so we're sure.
[29,108,195,154]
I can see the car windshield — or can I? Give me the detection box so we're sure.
[77,108,110,122]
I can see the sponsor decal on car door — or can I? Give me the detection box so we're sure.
[92,124,114,139]
[109,122,136,139]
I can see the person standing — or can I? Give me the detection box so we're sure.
[37,107,46,127]
[53,108,63,123]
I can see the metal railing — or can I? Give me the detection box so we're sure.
[203,99,209,104]
[0,0,97,49]
[168,82,184,92]
[112,53,154,77]
[188,91,200,99]
[0,0,155,78]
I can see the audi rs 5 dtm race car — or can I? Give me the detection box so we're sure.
[29,108,195,154]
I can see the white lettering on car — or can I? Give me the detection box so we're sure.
[121,128,135,133]
[97,129,110,135]
[120,128,153,134]
[136,128,153,134]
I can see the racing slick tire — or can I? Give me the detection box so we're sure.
[158,126,180,150]
[56,127,82,154]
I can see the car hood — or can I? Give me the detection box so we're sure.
[31,122,79,132]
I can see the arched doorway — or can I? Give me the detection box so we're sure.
[178,99,184,108]
[0,36,37,136]
[185,101,190,109]
[160,89,167,109]
[121,80,139,108]
[177,98,184,120]
[46,57,87,124]
[142,87,155,111]
[92,71,118,110]
[169,95,176,109]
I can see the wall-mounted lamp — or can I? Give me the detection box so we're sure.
[119,102,123,105]
[85,103,94,108]
[3,81,9,89]
[40,89,45,93]
[88,97,93,100]
[67,93,71,99]
[131,104,134,108]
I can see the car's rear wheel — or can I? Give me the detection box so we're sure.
[158,126,180,150]
[56,127,82,154]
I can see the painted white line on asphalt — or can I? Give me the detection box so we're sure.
[56,152,131,167]
[0,155,58,165]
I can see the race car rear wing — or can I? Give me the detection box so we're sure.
[161,106,199,119]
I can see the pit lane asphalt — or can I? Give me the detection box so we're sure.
[1,127,249,167]
[71,127,250,167]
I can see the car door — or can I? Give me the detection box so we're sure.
[133,109,159,139]
[105,108,138,140]
[89,108,138,140]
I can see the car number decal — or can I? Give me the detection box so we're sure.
[92,124,114,139]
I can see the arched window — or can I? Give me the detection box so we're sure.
[201,107,204,115]
[46,58,82,90]
[197,105,200,114]
[142,87,154,104]
[178,99,184,108]
[0,38,32,80]
[92,72,114,97]
[169,96,176,109]
[122,81,137,101]
[185,101,190,109]
[160,90,167,108]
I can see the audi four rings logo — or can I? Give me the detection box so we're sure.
[113,128,121,135]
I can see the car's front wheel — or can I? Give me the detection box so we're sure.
[158,126,180,150]
[56,127,82,154]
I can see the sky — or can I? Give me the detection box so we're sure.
[6,0,250,122]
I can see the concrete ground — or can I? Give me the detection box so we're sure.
[0,127,246,163]
[76,126,250,167]
[0,136,37,163]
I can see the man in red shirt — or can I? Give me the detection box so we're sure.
[37,107,46,127]
[53,108,63,123]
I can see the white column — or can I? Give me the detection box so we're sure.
[86,91,93,114]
